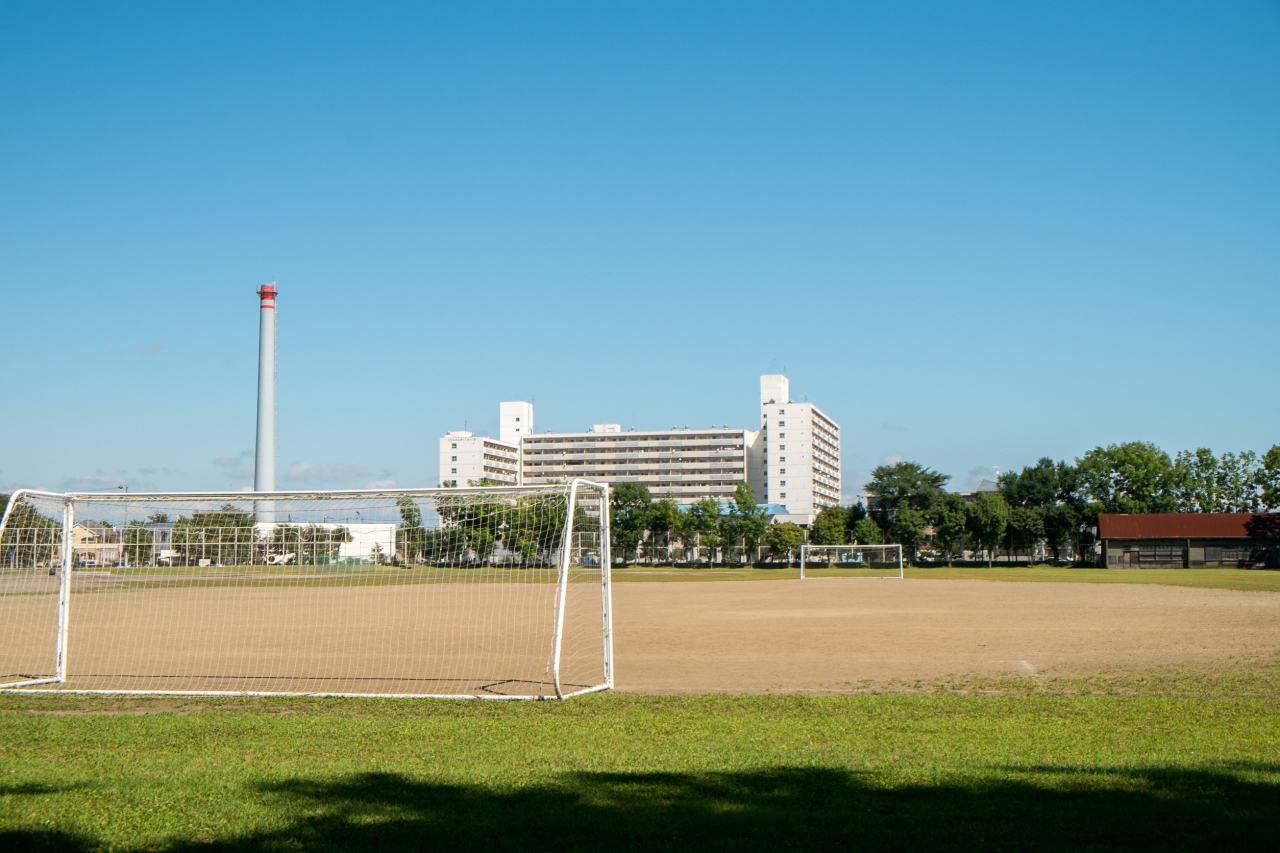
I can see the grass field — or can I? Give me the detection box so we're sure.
[2,662,1279,851]
[614,564,1280,592]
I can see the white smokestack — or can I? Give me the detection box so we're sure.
[254,283,277,521]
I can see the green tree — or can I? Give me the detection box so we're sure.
[685,498,724,563]
[811,506,848,546]
[1261,445,1280,510]
[888,507,926,564]
[0,495,63,568]
[610,483,653,565]
[1042,503,1078,562]
[727,483,768,563]
[270,524,351,564]
[172,505,258,566]
[1005,506,1045,564]
[1172,448,1263,513]
[646,498,682,564]
[765,521,804,564]
[999,458,1060,508]
[927,493,967,566]
[1075,442,1178,516]
[850,517,883,546]
[865,462,950,528]
[396,497,425,564]
[122,521,153,567]
[966,493,1009,567]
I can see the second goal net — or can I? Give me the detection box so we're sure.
[0,481,611,699]
[799,544,903,579]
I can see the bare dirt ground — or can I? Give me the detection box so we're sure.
[4,576,1278,697]
[611,579,1280,693]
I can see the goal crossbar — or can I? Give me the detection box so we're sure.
[799,544,903,579]
[0,481,613,700]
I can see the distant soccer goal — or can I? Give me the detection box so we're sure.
[0,481,612,699]
[799,544,903,580]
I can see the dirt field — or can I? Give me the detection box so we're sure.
[3,574,1279,697]
[611,579,1280,692]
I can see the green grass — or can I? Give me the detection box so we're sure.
[613,564,1280,592]
[2,663,1279,851]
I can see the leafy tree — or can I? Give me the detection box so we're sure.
[850,517,883,546]
[811,506,848,546]
[1075,442,1178,516]
[728,483,768,563]
[685,498,724,563]
[647,498,683,564]
[1172,448,1263,513]
[1005,506,1045,563]
[927,493,967,566]
[270,524,351,564]
[1262,445,1280,510]
[1042,503,1077,562]
[0,495,63,567]
[999,458,1060,508]
[610,483,653,565]
[396,497,426,564]
[888,507,926,564]
[765,521,804,564]
[966,493,1009,567]
[122,521,153,566]
[865,462,950,527]
[172,505,258,566]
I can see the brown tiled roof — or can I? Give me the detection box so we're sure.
[1098,513,1280,540]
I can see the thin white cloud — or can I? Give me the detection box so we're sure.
[286,462,370,482]
[880,454,903,466]
[364,478,397,489]
[214,450,254,482]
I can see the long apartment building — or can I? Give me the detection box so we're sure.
[438,374,839,524]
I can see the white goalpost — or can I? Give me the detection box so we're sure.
[0,480,612,699]
[799,544,903,580]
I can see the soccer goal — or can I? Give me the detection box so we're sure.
[799,544,903,580]
[0,481,612,699]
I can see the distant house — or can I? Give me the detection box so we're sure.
[1098,513,1280,569]
[70,522,121,567]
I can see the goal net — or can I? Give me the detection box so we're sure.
[799,544,903,579]
[0,481,611,699]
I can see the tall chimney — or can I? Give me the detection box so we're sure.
[254,283,277,519]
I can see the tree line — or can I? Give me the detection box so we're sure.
[848,441,1280,566]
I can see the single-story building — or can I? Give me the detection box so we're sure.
[1098,513,1280,568]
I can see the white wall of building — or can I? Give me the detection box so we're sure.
[759,375,840,522]
[500,401,534,445]
[439,431,519,486]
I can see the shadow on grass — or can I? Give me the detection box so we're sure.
[3,765,1278,851]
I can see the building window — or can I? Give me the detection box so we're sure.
[780,456,785,462]
[779,433,785,439]
[780,469,786,474]
[779,421,785,427]
[779,409,785,414]
[450,468,457,474]
[451,456,457,461]
[451,443,457,449]
[780,492,786,499]
[780,445,785,450]
[780,480,786,486]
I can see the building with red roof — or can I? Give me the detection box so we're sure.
[1098,513,1280,568]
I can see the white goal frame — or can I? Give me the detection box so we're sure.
[799,544,903,580]
[0,480,613,700]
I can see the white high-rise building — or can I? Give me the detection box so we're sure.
[500,401,534,445]
[437,374,839,521]
[759,374,840,523]
[438,431,519,486]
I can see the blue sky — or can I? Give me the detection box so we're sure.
[2,2,1277,498]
